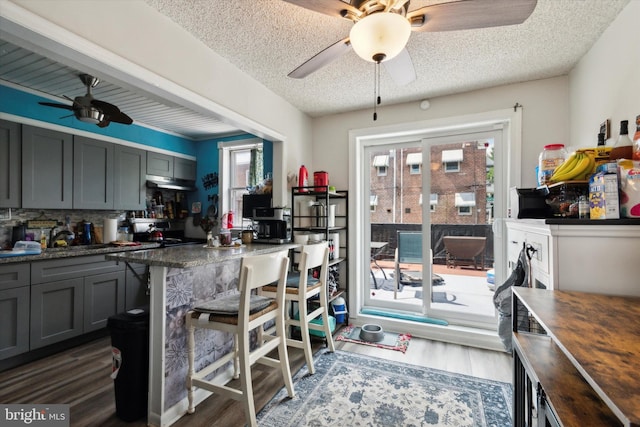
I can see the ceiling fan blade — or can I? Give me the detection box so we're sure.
[107,111,133,125]
[383,48,416,86]
[91,100,133,125]
[288,37,352,79]
[91,99,120,116]
[282,0,360,20]
[408,0,537,32]
[38,102,73,111]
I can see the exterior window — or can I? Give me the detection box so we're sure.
[370,194,378,212]
[442,149,463,173]
[229,149,251,225]
[458,206,472,215]
[444,161,460,172]
[406,152,422,175]
[373,155,389,176]
[455,192,475,216]
[220,140,263,228]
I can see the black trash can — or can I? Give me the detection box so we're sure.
[107,307,149,422]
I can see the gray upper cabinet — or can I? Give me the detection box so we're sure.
[22,125,73,209]
[0,119,21,208]
[174,157,197,180]
[73,136,114,209]
[114,145,146,210]
[147,152,174,177]
[147,151,196,180]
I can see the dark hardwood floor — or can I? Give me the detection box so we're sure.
[0,330,511,426]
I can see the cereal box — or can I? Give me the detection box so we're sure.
[618,159,640,218]
[589,170,619,219]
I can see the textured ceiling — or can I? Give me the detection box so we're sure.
[144,0,630,117]
[0,0,631,140]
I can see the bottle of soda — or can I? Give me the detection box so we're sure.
[632,115,640,161]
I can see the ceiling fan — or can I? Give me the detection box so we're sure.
[285,0,538,85]
[38,74,133,128]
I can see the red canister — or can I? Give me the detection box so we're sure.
[314,171,329,192]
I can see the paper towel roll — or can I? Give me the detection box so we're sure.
[328,205,336,227]
[103,219,118,243]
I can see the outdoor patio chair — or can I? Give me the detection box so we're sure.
[394,231,443,299]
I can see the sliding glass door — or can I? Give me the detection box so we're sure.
[363,129,501,328]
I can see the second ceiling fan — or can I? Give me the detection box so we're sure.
[39,74,133,128]
[285,0,538,86]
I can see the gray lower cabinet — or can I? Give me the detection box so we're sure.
[0,119,21,208]
[30,255,126,349]
[114,145,146,210]
[84,270,125,332]
[73,135,114,209]
[30,278,84,349]
[125,263,149,310]
[21,125,73,209]
[0,264,30,360]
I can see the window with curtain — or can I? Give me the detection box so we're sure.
[221,142,263,227]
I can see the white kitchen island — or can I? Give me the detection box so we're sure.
[107,243,298,427]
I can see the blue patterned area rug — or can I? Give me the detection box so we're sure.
[257,349,512,427]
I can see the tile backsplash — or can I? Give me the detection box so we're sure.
[0,188,188,249]
[0,208,127,249]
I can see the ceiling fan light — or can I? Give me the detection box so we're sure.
[75,106,104,125]
[349,12,411,63]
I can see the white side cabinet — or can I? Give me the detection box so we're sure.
[506,219,640,296]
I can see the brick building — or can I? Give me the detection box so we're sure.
[370,143,489,225]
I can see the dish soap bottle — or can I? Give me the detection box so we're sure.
[610,120,633,161]
[40,230,47,249]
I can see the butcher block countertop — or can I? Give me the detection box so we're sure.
[513,288,640,426]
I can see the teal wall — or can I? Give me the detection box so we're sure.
[193,134,274,207]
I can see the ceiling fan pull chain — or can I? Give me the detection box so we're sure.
[373,57,383,121]
[373,61,377,121]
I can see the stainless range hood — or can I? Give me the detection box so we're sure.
[146,175,197,191]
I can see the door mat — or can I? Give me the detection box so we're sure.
[335,324,411,353]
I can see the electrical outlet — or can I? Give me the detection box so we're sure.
[0,208,11,220]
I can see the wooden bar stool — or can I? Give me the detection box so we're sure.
[185,250,294,427]
[262,243,335,375]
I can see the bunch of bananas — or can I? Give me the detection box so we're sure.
[549,151,596,183]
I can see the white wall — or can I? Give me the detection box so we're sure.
[313,76,569,190]
[570,0,640,148]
